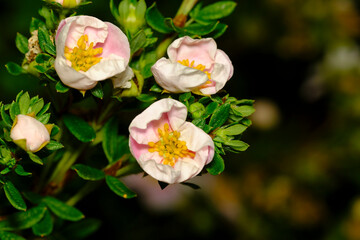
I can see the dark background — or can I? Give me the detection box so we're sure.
[2,0,360,239]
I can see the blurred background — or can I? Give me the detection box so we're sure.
[2,0,360,239]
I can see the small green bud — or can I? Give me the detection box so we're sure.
[118,0,146,35]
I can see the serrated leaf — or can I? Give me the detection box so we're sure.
[206,152,225,175]
[145,3,173,34]
[102,117,129,163]
[130,30,147,54]
[0,231,26,240]
[37,28,54,55]
[55,81,70,93]
[18,92,30,115]
[209,103,230,129]
[14,165,32,177]
[106,175,136,199]
[15,33,29,54]
[45,140,64,151]
[197,1,237,21]
[71,164,105,181]
[5,62,25,76]
[32,209,53,237]
[43,196,84,221]
[63,114,96,142]
[91,83,103,99]
[0,205,47,231]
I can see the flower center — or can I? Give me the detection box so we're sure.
[64,34,103,72]
[148,123,195,167]
[178,59,211,79]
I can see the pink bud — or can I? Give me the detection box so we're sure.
[10,115,51,152]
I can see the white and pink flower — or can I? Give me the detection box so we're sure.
[151,36,233,95]
[10,115,51,152]
[54,15,131,90]
[129,98,214,184]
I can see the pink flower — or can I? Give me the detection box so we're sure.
[52,0,82,8]
[54,16,131,90]
[129,98,214,184]
[10,115,51,152]
[151,36,233,95]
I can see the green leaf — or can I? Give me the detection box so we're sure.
[179,92,192,103]
[71,164,105,181]
[206,152,225,175]
[45,140,64,151]
[0,231,26,240]
[0,168,11,175]
[209,103,230,129]
[0,205,47,231]
[225,140,249,151]
[61,218,101,240]
[18,92,30,115]
[197,1,237,21]
[36,113,50,124]
[27,152,43,165]
[184,21,219,35]
[109,0,120,20]
[102,117,129,163]
[37,28,55,55]
[33,65,47,73]
[5,62,25,76]
[136,94,157,102]
[36,102,50,116]
[221,124,247,135]
[205,102,219,117]
[29,98,44,115]
[29,18,46,33]
[189,102,205,119]
[232,105,255,117]
[15,33,29,54]
[43,196,84,221]
[212,23,228,39]
[145,3,173,34]
[63,114,96,142]
[32,209,53,237]
[1,105,12,127]
[35,53,52,64]
[130,30,147,54]
[91,83,104,99]
[55,81,70,93]
[4,180,27,211]
[14,165,32,177]
[105,175,136,199]
[9,102,20,121]
[149,83,162,93]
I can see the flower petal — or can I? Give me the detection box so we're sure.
[151,58,209,93]
[112,66,134,89]
[167,36,217,69]
[129,98,187,145]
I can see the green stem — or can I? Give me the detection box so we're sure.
[66,181,101,206]
[46,144,87,190]
[175,0,198,17]
[156,35,177,59]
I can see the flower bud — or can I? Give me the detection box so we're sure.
[10,115,51,152]
[51,0,82,8]
[117,0,146,35]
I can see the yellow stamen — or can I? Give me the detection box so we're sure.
[178,59,211,79]
[64,34,103,72]
[147,123,195,167]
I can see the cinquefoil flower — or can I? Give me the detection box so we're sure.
[129,98,214,184]
[151,36,233,95]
